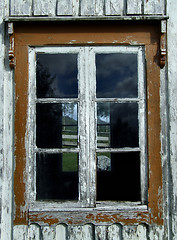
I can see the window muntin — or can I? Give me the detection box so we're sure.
[28,46,146,210]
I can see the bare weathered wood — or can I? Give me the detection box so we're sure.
[123,224,147,240]
[144,0,165,15]
[0,31,13,240]
[167,1,177,239]
[68,225,83,240]
[41,226,56,240]
[67,224,93,239]
[33,0,56,16]
[10,0,32,16]
[80,0,104,16]
[28,224,41,240]
[107,224,122,240]
[148,225,164,239]
[13,225,28,240]
[127,0,142,15]
[82,224,94,240]
[105,0,124,15]
[56,224,67,240]
[95,225,108,240]
[80,0,96,15]
[57,0,73,16]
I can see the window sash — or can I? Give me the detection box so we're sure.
[28,46,147,210]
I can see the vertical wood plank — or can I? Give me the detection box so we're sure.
[148,225,164,240]
[57,0,73,16]
[33,0,56,16]
[123,224,147,240]
[13,225,28,240]
[68,224,93,240]
[10,0,32,16]
[68,226,83,240]
[105,0,124,15]
[167,0,177,238]
[28,224,41,240]
[144,0,165,15]
[0,30,13,240]
[80,0,96,15]
[127,0,142,15]
[95,0,104,16]
[95,226,108,240]
[0,11,4,240]
[80,0,104,16]
[82,224,93,240]
[72,0,80,16]
[56,224,67,240]
[42,226,56,240]
[107,224,122,240]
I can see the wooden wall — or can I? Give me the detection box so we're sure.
[13,223,165,240]
[1,0,177,239]
[9,0,166,16]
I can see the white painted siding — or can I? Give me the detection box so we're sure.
[167,0,177,239]
[13,224,166,239]
[33,0,56,16]
[9,0,166,16]
[144,0,165,15]
[10,0,32,16]
[127,0,142,15]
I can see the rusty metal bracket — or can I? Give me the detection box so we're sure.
[160,20,167,68]
[8,22,15,69]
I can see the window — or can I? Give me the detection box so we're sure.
[28,46,146,209]
[13,21,163,225]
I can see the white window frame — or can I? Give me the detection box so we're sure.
[27,45,147,212]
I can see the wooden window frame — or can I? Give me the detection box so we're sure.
[13,21,163,226]
[28,45,146,210]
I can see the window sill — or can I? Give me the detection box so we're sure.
[29,202,149,226]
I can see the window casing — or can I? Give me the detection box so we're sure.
[13,21,163,225]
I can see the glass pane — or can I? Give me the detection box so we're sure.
[96,53,138,98]
[36,54,78,98]
[36,153,78,200]
[97,103,139,148]
[62,103,78,148]
[36,103,78,148]
[97,152,140,201]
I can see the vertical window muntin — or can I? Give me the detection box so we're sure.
[28,46,147,210]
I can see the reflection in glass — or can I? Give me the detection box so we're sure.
[36,103,78,148]
[97,152,111,171]
[36,54,78,98]
[97,152,140,201]
[96,53,138,98]
[97,103,139,148]
[36,153,78,200]
[97,103,110,148]
[62,103,78,148]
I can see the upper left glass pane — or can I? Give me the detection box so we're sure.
[36,54,78,98]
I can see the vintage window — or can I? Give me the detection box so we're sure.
[28,46,146,210]
[27,46,146,209]
[13,21,163,225]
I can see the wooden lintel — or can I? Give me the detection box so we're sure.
[8,22,15,69]
[160,20,167,68]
